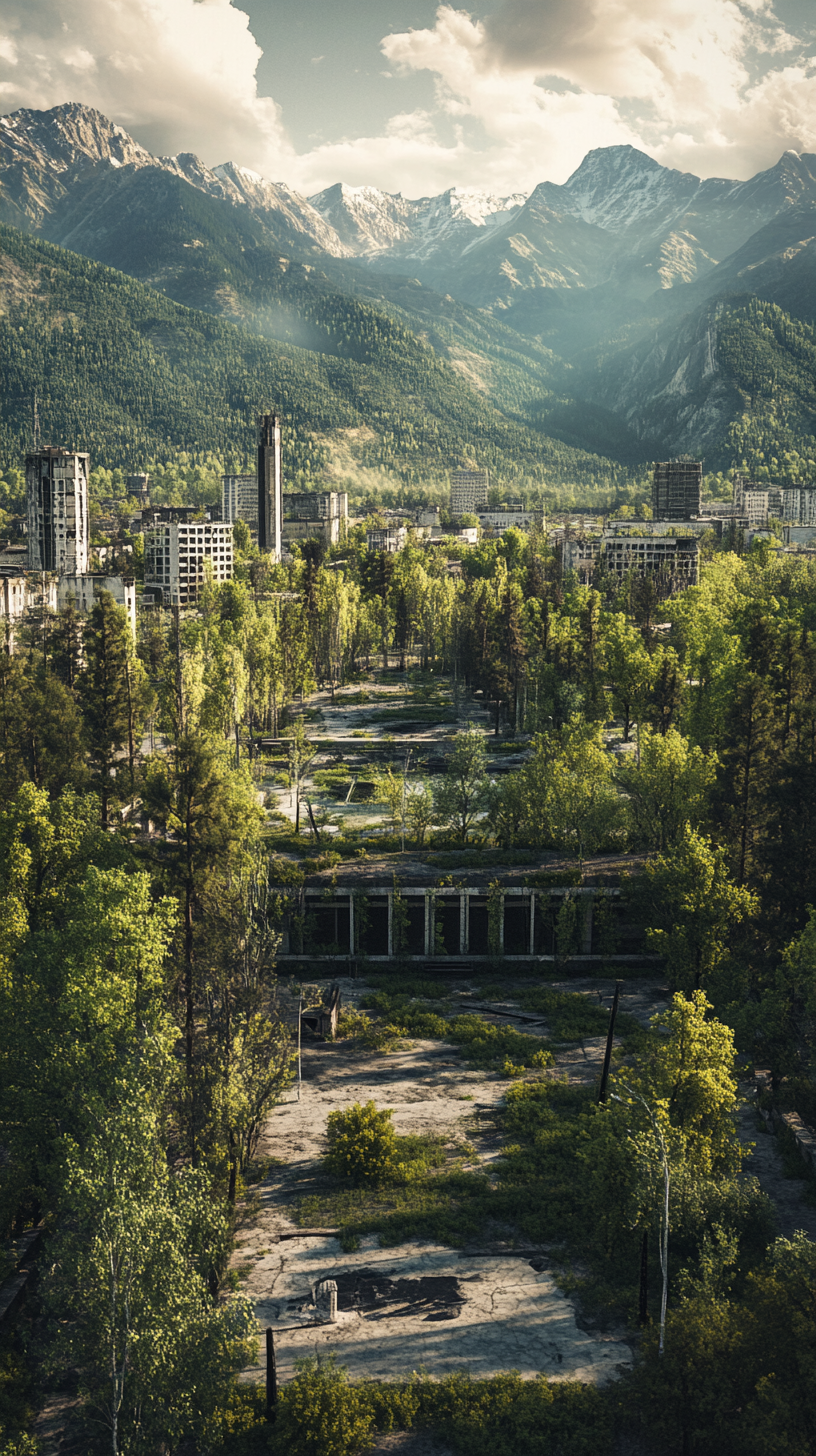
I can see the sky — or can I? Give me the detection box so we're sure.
[0,0,815,198]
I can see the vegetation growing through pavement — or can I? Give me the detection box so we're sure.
[5,511,816,1452]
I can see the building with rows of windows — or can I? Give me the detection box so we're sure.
[143,520,234,607]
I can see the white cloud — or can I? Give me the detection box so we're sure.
[0,0,292,174]
[0,0,814,197]
[374,2,816,185]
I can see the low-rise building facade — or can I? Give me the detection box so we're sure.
[282,490,348,548]
[366,525,407,554]
[58,573,138,637]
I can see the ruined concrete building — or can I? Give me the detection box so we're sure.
[221,474,259,536]
[282,491,348,548]
[143,520,234,607]
[26,447,89,574]
[450,468,489,516]
[58,574,138,637]
[652,460,702,522]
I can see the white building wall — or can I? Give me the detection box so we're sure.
[58,574,137,637]
[144,521,234,606]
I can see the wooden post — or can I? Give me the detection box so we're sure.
[597,980,622,1104]
[266,1327,277,1421]
[387,890,393,958]
[424,891,432,957]
[529,892,536,956]
[459,892,466,955]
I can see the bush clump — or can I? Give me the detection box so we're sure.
[325,1101,397,1185]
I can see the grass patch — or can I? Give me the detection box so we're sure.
[359,991,554,1074]
[297,1166,496,1250]
[370,706,457,725]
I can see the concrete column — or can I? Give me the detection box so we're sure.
[529,892,536,956]
[459,893,466,955]
[316,1279,338,1323]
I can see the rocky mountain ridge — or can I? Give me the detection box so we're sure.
[2,101,816,469]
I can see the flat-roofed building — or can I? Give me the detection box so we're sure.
[126,473,150,503]
[652,460,702,522]
[26,447,89,574]
[144,520,234,607]
[478,506,542,533]
[58,573,138,637]
[0,568,57,648]
[603,531,700,588]
[781,487,816,526]
[366,525,407,554]
[450,469,489,515]
[282,490,348,548]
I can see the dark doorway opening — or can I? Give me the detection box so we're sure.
[468,900,489,955]
[504,900,530,956]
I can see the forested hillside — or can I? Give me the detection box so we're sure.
[0,222,628,488]
[580,295,816,474]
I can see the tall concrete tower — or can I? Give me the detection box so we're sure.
[26,447,90,574]
[257,412,283,561]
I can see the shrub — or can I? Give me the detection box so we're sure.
[334,1007,375,1040]
[269,1356,374,1456]
[325,1102,397,1184]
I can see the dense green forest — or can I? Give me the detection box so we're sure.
[3,522,816,1453]
[0,222,629,492]
[720,296,816,482]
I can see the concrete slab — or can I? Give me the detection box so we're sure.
[243,1235,631,1386]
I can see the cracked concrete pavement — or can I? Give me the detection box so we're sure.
[232,974,674,1387]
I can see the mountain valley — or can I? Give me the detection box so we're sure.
[1,102,815,480]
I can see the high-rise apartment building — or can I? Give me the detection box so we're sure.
[450,469,489,515]
[652,460,702,522]
[258,412,283,561]
[222,474,259,534]
[26,447,89,574]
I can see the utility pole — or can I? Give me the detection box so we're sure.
[265,1328,277,1421]
[32,391,40,451]
[597,980,622,1104]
